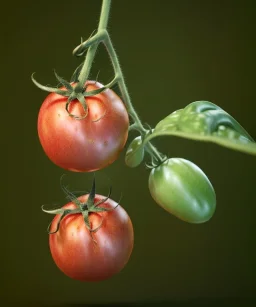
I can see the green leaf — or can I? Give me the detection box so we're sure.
[142,101,256,156]
[146,129,256,155]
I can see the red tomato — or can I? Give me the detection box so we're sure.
[37,81,129,172]
[49,194,134,282]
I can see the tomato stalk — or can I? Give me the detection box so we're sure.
[73,0,111,90]
[73,0,165,164]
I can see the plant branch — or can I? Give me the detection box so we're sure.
[75,0,112,91]
[103,34,164,162]
[98,0,111,30]
[73,0,164,163]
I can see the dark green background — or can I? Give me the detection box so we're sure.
[4,0,256,306]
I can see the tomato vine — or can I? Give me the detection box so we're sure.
[33,0,256,282]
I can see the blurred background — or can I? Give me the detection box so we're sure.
[4,0,256,306]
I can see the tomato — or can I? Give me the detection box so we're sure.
[148,158,216,223]
[37,81,129,172]
[49,194,134,282]
[125,136,145,168]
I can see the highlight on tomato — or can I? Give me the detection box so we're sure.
[148,158,216,223]
[37,80,129,172]
[42,176,134,282]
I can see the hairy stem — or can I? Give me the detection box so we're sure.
[77,45,98,88]
[103,34,163,161]
[104,35,146,134]
[75,0,111,89]
[75,0,164,163]
[98,0,111,30]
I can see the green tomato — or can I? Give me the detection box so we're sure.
[148,158,216,223]
[125,136,145,168]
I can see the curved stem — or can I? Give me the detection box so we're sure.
[104,35,146,133]
[103,34,164,162]
[74,0,164,163]
[145,143,164,162]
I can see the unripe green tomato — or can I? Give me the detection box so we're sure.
[125,136,144,168]
[148,158,216,223]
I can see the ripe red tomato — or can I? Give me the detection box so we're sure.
[49,194,134,282]
[37,81,129,172]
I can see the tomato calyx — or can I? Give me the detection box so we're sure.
[145,154,169,170]
[32,70,119,120]
[32,72,104,120]
[42,175,120,243]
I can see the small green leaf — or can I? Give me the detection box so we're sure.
[143,101,256,156]
[125,136,145,168]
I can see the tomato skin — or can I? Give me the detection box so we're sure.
[148,158,216,223]
[37,81,129,172]
[49,194,134,282]
[125,136,145,168]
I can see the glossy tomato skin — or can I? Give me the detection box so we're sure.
[49,194,134,282]
[148,158,216,223]
[38,81,129,172]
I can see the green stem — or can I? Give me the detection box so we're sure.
[146,143,165,162]
[77,45,98,88]
[103,34,163,162]
[104,34,146,134]
[98,0,111,30]
[75,0,111,90]
[74,0,164,163]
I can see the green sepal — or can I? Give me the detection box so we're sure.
[76,94,89,119]
[70,63,84,83]
[90,204,119,213]
[65,94,88,120]
[94,186,112,207]
[42,175,120,242]
[31,73,70,96]
[59,175,82,209]
[44,208,81,234]
[54,70,73,91]
[86,175,96,210]
[83,87,107,97]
